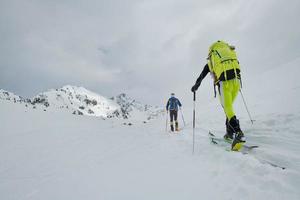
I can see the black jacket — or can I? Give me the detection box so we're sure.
[193,64,241,88]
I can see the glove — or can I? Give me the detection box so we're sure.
[191,84,199,92]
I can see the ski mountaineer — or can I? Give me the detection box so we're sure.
[191,40,246,151]
[166,93,182,132]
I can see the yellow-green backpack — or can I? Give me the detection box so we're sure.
[207,40,240,82]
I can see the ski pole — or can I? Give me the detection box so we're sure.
[239,89,254,124]
[165,110,168,132]
[180,108,186,127]
[192,92,196,154]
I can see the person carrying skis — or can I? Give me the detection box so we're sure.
[166,93,182,132]
[191,40,245,150]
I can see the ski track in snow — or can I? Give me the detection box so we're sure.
[1,100,300,200]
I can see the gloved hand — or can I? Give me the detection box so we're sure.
[191,84,199,92]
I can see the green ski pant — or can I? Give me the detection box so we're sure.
[218,79,240,121]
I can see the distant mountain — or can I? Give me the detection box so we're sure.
[30,85,119,117]
[0,86,163,120]
[110,93,164,120]
[0,89,28,103]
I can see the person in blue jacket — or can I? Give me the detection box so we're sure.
[166,93,182,131]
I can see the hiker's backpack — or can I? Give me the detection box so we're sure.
[207,40,240,82]
[168,97,180,110]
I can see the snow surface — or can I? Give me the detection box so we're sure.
[1,60,300,199]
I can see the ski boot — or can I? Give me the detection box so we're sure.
[228,116,246,151]
[170,123,174,132]
[232,131,246,151]
[175,121,179,131]
[224,118,234,141]
[224,134,233,141]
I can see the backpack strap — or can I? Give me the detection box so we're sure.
[214,84,217,98]
[223,63,227,81]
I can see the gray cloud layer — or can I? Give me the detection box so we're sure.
[1,0,300,104]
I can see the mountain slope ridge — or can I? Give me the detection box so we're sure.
[0,85,163,120]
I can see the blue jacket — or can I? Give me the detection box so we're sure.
[166,97,182,111]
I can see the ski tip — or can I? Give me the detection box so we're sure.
[265,161,286,170]
[232,142,244,151]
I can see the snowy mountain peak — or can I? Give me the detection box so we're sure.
[0,86,163,120]
[32,85,119,117]
[111,93,163,120]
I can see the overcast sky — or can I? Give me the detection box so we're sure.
[1,0,299,105]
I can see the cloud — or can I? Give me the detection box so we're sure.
[1,0,299,104]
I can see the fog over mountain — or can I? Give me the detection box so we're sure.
[1,0,300,105]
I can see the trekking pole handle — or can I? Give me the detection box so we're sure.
[193,91,196,101]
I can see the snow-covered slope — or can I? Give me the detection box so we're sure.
[0,92,299,200]
[31,85,119,117]
[0,85,163,120]
[244,57,300,115]
[0,60,299,199]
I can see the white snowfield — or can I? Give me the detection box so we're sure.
[1,61,300,200]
